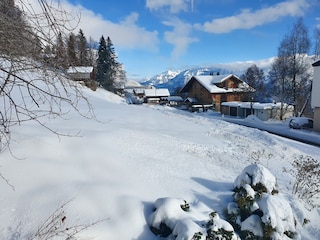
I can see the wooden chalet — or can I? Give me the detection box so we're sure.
[144,88,170,104]
[180,74,254,111]
[67,66,95,81]
[67,66,97,90]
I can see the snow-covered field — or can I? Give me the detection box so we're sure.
[1,86,320,239]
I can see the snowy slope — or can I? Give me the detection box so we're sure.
[1,84,320,239]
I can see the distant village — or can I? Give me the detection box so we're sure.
[66,58,320,132]
[68,67,291,121]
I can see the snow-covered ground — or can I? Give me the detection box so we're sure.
[1,86,320,239]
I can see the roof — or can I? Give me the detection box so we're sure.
[167,96,184,102]
[144,88,170,97]
[221,101,288,110]
[184,97,197,103]
[67,66,94,74]
[181,74,252,94]
[312,60,320,67]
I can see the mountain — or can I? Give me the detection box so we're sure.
[141,70,181,86]
[141,58,275,93]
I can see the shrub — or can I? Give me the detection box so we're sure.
[289,155,320,207]
[227,163,297,239]
[149,198,239,240]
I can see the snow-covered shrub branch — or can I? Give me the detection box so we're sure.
[289,155,320,207]
[7,200,106,240]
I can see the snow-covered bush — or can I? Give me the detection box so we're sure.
[149,197,239,240]
[227,163,297,239]
[289,155,320,207]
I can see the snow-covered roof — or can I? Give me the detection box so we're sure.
[67,66,93,74]
[195,74,234,85]
[184,97,197,103]
[312,60,320,66]
[221,101,291,110]
[167,96,184,102]
[125,80,142,88]
[183,74,251,94]
[144,88,170,97]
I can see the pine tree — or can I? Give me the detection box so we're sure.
[67,32,77,66]
[54,32,67,69]
[87,36,97,66]
[0,0,40,58]
[77,29,89,66]
[96,35,110,89]
[106,36,118,88]
[96,36,113,91]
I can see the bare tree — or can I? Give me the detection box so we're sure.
[240,64,266,102]
[0,0,95,153]
[314,27,320,61]
[269,55,292,120]
[269,18,311,117]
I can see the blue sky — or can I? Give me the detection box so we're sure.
[33,0,320,80]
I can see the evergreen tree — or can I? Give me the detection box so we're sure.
[77,29,89,66]
[54,32,67,69]
[0,0,40,58]
[87,36,97,66]
[96,36,119,91]
[96,35,110,90]
[67,32,77,66]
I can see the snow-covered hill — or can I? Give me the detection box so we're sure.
[1,67,320,239]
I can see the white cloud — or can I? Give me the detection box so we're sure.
[196,0,309,34]
[19,0,159,52]
[146,0,189,13]
[163,18,198,58]
[77,10,159,52]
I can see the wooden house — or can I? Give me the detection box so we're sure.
[144,88,170,104]
[180,74,254,111]
[67,66,95,81]
[67,66,97,90]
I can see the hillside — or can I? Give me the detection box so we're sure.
[1,70,320,239]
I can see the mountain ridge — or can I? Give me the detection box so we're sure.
[141,57,276,93]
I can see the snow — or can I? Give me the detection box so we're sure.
[234,164,277,194]
[67,66,94,74]
[144,88,170,97]
[1,75,320,239]
[241,215,263,237]
[259,195,296,235]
